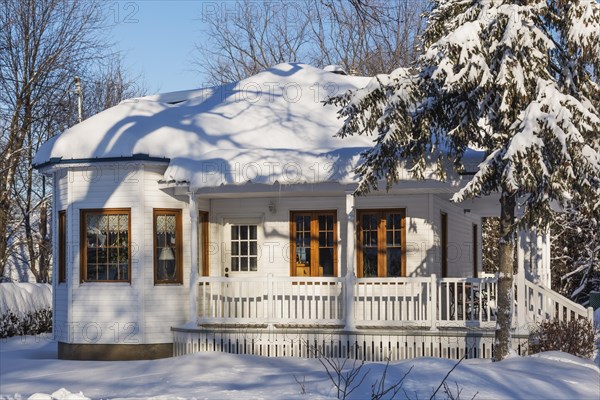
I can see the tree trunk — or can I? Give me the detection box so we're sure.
[0,201,8,279]
[495,190,516,361]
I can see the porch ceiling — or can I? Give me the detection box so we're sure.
[436,192,502,217]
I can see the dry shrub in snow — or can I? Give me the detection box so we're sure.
[528,318,595,359]
[0,282,52,338]
[0,308,52,338]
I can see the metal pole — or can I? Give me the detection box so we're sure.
[74,76,82,123]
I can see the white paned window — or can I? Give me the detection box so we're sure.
[230,224,258,272]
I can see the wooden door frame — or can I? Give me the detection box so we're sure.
[198,211,209,276]
[441,212,448,278]
[289,210,338,277]
[356,209,406,278]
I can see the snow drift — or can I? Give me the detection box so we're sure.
[0,282,51,315]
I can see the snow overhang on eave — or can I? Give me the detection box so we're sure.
[33,153,171,174]
[158,180,358,197]
[158,180,192,196]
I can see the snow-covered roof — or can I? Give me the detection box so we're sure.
[33,63,376,189]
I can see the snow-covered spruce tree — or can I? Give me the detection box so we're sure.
[551,207,599,306]
[328,0,600,361]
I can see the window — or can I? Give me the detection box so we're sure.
[357,209,405,277]
[80,209,130,282]
[441,212,448,277]
[58,211,66,283]
[154,209,183,284]
[290,211,337,277]
[230,224,258,272]
[198,211,209,276]
[473,224,478,278]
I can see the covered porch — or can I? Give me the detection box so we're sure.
[167,183,594,360]
[173,272,593,360]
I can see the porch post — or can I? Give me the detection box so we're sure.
[344,192,356,331]
[188,191,199,323]
[539,229,551,288]
[430,274,438,331]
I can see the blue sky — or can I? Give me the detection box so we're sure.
[107,1,210,93]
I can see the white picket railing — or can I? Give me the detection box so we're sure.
[518,276,594,324]
[198,276,345,325]
[196,273,593,330]
[436,277,498,328]
[353,277,432,327]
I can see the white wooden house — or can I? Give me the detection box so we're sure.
[34,63,592,361]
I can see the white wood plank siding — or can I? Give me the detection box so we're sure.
[433,196,480,277]
[53,171,68,342]
[56,162,189,345]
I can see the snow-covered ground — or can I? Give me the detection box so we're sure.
[1,286,598,398]
[1,335,598,400]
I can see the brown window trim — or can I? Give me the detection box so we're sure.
[58,210,66,283]
[473,223,478,278]
[356,209,406,278]
[441,212,448,278]
[154,209,183,284]
[290,211,338,277]
[199,211,209,277]
[80,208,131,283]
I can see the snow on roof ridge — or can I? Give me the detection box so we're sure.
[123,63,367,106]
[32,63,374,177]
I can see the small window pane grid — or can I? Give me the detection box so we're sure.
[358,209,405,278]
[82,210,130,282]
[154,210,182,284]
[361,214,379,277]
[386,213,403,277]
[295,215,311,266]
[318,215,335,276]
[231,225,258,272]
[291,211,337,277]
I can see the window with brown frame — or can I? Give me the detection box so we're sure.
[198,211,209,276]
[80,209,131,282]
[473,224,478,278]
[290,211,337,277]
[58,210,66,283]
[357,209,406,277]
[154,209,183,284]
[441,212,448,277]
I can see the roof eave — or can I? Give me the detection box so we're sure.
[33,153,171,172]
